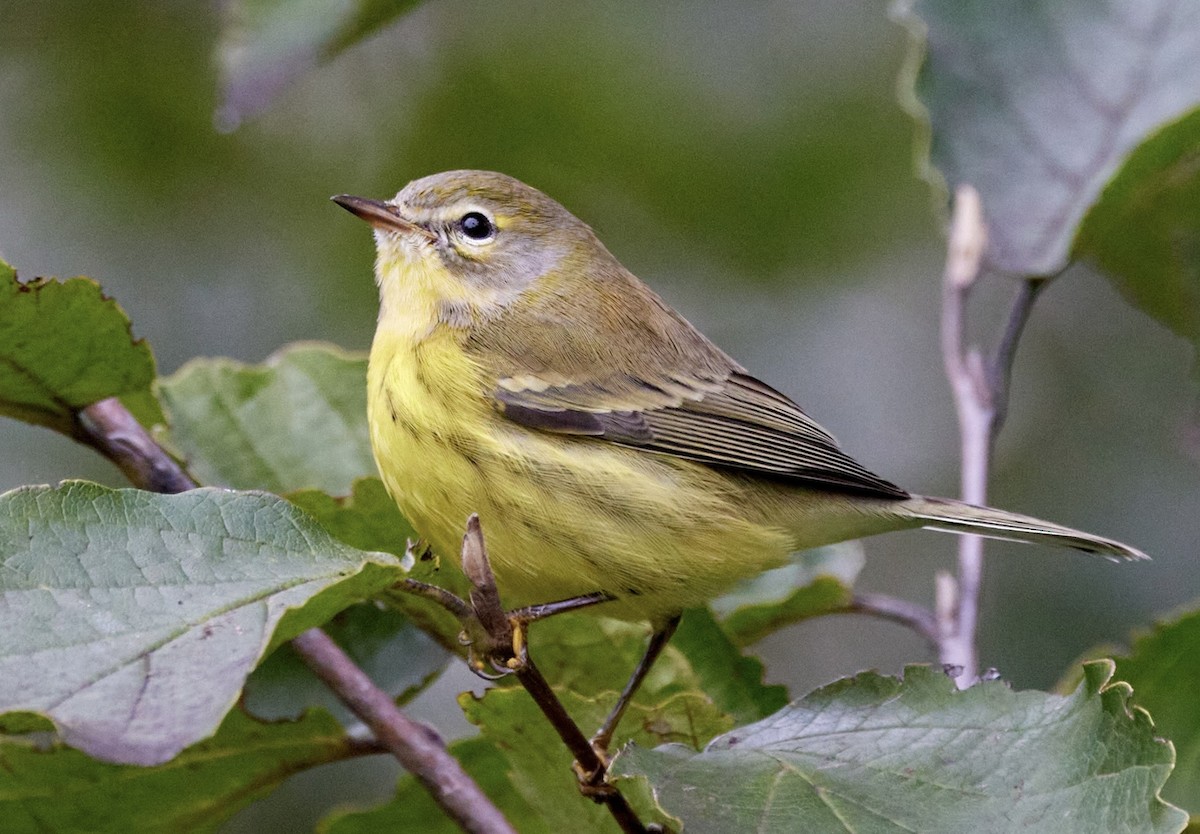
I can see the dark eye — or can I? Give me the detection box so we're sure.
[459,212,494,241]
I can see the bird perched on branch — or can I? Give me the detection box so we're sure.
[334,170,1145,754]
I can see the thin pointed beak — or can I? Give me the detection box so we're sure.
[331,195,436,240]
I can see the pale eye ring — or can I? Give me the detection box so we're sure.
[459,211,495,242]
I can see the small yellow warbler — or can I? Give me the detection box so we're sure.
[335,170,1143,746]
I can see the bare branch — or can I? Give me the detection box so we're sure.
[292,629,516,834]
[938,184,990,685]
[937,185,1046,686]
[77,398,194,494]
[845,592,939,646]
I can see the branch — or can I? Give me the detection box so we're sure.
[457,516,656,834]
[75,397,515,834]
[939,184,990,684]
[845,592,939,646]
[292,629,515,834]
[77,398,194,494]
[937,185,1045,685]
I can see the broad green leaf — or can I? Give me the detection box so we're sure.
[1112,608,1200,814]
[670,609,788,724]
[158,343,374,495]
[0,481,406,765]
[615,661,1186,834]
[710,542,864,647]
[319,737,549,834]
[461,686,716,833]
[895,0,1200,276]
[0,707,364,834]
[216,0,424,129]
[0,274,162,435]
[0,256,14,283]
[1076,108,1200,350]
[243,600,447,721]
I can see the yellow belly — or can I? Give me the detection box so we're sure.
[367,328,897,623]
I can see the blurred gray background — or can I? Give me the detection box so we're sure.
[2,1,1196,829]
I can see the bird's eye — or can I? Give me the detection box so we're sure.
[459,212,494,241]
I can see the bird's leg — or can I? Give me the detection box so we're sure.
[590,614,682,757]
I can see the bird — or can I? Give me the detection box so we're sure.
[333,169,1145,754]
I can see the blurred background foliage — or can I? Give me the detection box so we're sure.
[1,1,1197,829]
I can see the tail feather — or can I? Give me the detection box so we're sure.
[900,496,1148,562]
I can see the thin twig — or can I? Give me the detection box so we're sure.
[458,516,654,834]
[937,185,1046,686]
[845,592,939,646]
[74,397,515,833]
[987,278,1047,433]
[292,629,516,834]
[938,185,990,685]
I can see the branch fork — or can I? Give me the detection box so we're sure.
[408,515,659,833]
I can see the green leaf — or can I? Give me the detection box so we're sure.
[1076,107,1200,350]
[0,274,162,435]
[216,0,424,129]
[326,609,772,832]
[0,706,364,834]
[319,737,549,834]
[895,0,1200,276]
[158,343,374,495]
[0,256,14,283]
[710,543,863,647]
[1113,608,1200,814]
[0,481,406,765]
[614,661,1186,834]
[667,610,788,724]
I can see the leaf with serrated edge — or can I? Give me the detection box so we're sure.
[0,481,406,765]
[0,274,162,434]
[1111,608,1200,813]
[895,0,1200,277]
[614,661,1186,834]
[158,343,374,495]
[0,707,362,834]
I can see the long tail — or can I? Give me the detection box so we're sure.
[899,495,1148,562]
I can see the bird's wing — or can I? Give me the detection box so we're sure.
[493,369,908,499]
[466,278,907,499]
